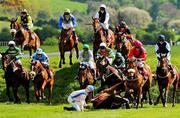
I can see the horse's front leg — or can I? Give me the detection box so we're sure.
[41,80,47,100]
[69,50,73,65]
[59,52,62,68]
[159,85,165,107]
[48,81,54,105]
[6,83,13,102]
[24,81,30,103]
[136,87,142,109]
[75,45,79,59]
[34,83,40,102]
[148,88,153,105]
[13,83,21,104]
[164,87,169,107]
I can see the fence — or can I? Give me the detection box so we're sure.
[0,41,8,46]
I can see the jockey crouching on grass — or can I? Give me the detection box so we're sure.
[128,40,148,80]
[17,9,33,40]
[155,34,175,78]
[58,8,78,43]
[31,48,52,79]
[78,44,96,79]
[95,4,110,40]
[64,85,95,112]
[96,43,122,81]
[4,41,24,73]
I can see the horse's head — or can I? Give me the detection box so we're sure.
[127,68,136,78]
[158,54,169,74]
[1,54,14,70]
[30,60,44,79]
[92,17,101,32]
[10,18,21,37]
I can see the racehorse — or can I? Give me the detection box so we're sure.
[78,62,95,89]
[115,34,132,60]
[125,59,144,108]
[1,53,30,103]
[10,18,40,56]
[58,28,79,68]
[30,60,54,104]
[96,56,122,90]
[92,18,115,57]
[154,54,179,107]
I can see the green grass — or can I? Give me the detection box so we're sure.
[0,103,180,118]
[0,21,10,31]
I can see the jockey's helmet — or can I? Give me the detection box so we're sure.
[119,21,127,28]
[158,34,165,42]
[116,52,122,58]
[21,9,28,14]
[83,44,89,49]
[100,42,106,49]
[36,48,43,55]
[8,41,16,46]
[64,8,70,14]
[134,40,142,47]
[86,85,95,92]
[100,4,106,9]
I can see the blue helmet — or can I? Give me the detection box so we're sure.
[86,85,95,92]
[158,34,165,41]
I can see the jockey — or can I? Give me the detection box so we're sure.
[31,48,52,78]
[97,43,122,80]
[95,4,110,39]
[58,8,77,43]
[115,21,131,35]
[64,85,95,111]
[4,41,23,72]
[112,52,126,71]
[78,44,96,79]
[155,34,175,77]
[128,40,148,80]
[17,9,33,39]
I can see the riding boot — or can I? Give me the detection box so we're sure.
[64,107,76,111]
[91,68,97,80]
[28,29,33,40]
[139,68,148,80]
[168,65,175,78]
[105,29,109,41]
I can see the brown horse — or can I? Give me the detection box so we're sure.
[125,59,144,108]
[115,34,132,60]
[78,62,95,89]
[1,53,30,103]
[30,60,54,104]
[58,28,79,68]
[154,55,179,107]
[10,18,40,56]
[92,18,115,57]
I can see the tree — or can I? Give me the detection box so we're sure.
[118,7,152,28]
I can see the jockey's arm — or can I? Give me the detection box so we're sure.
[58,16,63,29]
[78,51,83,63]
[27,15,33,26]
[14,48,22,59]
[104,12,109,24]
[94,12,99,19]
[71,16,77,28]
[17,16,21,24]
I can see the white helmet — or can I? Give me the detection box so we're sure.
[36,48,43,55]
[8,41,16,46]
[100,42,106,47]
[100,4,106,9]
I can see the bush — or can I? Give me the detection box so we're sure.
[0,28,12,41]
[43,37,58,46]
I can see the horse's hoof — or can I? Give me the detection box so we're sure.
[163,104,167,107]
[172,104,175,107]
[149,101,153,105]
[154,102,158,106]
[39,97,42,100]
[63,62,66,64]
[70,63,73,65]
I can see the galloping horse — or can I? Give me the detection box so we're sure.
[10,18,40,56]
[92,18,115,57]
[78,62,95,89]
[154,54,179,107]
[125,59,144,108]
[115,34,132,60]
[30,60,54,104]
[1,53,30,103]
[58,28,79,68]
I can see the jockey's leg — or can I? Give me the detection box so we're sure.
[72,29,78,44]
[44,65,52,79]
[67,96,81,111]
[168,64,175,78]
[137,61,148,80]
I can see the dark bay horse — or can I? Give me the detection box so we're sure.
[154,55,179,107]
[58,28,79,68]
[92,18,115,57]
[10,18,40,56]
[115,34,132,60]
[1,53,30,103]
[78,62,95,89]
[30,60,54,104]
